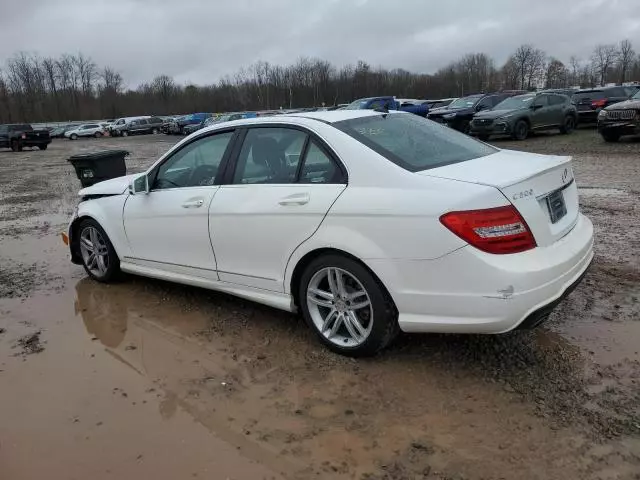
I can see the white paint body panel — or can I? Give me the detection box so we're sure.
[209,184,346,292]
[70,111,594,334]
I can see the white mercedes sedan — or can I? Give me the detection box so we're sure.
[64,110,594,356]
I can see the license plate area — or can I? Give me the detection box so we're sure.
[545,190,567,224]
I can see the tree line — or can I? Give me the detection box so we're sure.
[0,40,638,124]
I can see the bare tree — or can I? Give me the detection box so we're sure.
[545,58,569,88]
[591,44,618,85]
[617,39,635,83]
[508,44,546,90]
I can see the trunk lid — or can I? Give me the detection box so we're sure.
[419,149,579,247]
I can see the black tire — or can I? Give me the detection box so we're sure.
[601,131,621,143]
[11,139,22,152]
[70,134,78,140]
[77,219,121,283]
[477,134,490,141]
[38,144,48,150]
[298,254,399,357]
[512,120,529,140]
[94,132,102,138]
[559,115,576,134]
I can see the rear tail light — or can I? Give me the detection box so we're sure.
[21,133,26,139]
[440,205,537,254]
[591,99,606,108]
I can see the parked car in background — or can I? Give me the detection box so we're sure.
[428,92,525,133]
[168,113,214,135]
[115,116,164,137]
[50,124,78,138]
[470,92,577,140]
[0,123,52,151]
[572,86,632,123]
[597,89,640,142]
[542,88,580,98]
[344,96,429,117]
[65,123,106,140]
[423,98,457,109]
[66,110,593,356]
[109,116,150,137]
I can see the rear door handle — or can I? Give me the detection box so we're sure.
[278,193,310,206]
[182,198,205,208]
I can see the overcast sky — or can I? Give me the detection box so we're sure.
[1,0,638,87]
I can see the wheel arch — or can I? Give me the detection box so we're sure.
[288,247,396,313]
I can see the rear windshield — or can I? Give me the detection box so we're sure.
[9,124,32,131]
[573,90,605,101]
[335,113,497,172]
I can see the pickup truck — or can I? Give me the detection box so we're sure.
[0,124,52,151]
[343,96,429,117]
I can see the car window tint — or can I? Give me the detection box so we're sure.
[0,125,7,134]
[299,141,342,184]
[154,131,233,190]
[533,96,549,107]
[233,128,307,184]
[548,95,565,106]
[336,113,497,172]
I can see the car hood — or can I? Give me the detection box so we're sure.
[78,174,138,196]
[604,99,640,110]
[474,108,520,120]
[429,107,472,116]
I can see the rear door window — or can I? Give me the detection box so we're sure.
[233,127,308,184]
[336,113,497,172]
[548,95,566,106]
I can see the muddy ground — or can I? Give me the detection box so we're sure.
[0,129,638,480]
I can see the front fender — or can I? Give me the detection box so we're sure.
[72,195,130,260]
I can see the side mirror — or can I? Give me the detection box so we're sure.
[129,174,149,195]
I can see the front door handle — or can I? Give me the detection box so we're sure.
[182,198,205,208]
[278,193,310,206]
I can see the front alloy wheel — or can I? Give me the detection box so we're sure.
[78,220,120,282]
[299,255,399,356]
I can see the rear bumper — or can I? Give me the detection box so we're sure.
[366,213,594,334]
[577,110,598,123]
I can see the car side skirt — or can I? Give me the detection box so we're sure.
[120,261,296,313]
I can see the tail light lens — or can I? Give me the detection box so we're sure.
[440,205,537,254]
[591,99,606,108]
[21,133,26,139]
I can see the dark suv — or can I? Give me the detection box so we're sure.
[470,93,577,140]
[427,92,525,133]
[118,116,164,136]
[597,89,640,142]
[572,86,632,123]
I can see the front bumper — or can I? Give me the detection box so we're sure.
[470,121,512,136]
[366,213,594,334]
[597,119,640,136]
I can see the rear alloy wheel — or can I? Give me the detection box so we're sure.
[559,115,575,134]
[78,219,120,282]
[299,255,399,357]
[70,134,78,140]
[94,132,102,138]
[152,128,158,134]
[122,131,128,137]
[601,131,621,143]
[512,120,529,140]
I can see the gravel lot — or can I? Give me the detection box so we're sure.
[0,129,638,480]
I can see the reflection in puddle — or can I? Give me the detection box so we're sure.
[579,186,631,197]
